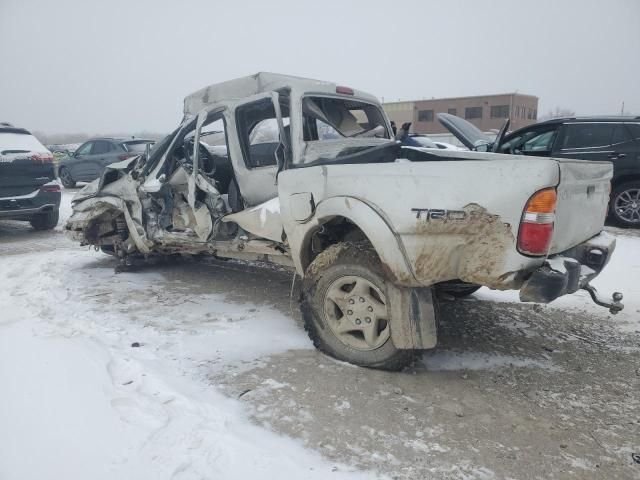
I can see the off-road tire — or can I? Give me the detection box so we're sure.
[300,242,415,370]
[610,181,640,228]
[30,208,59,230]
[58,167,76,188]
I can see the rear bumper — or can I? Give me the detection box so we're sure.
[0,188,61,220]
[519,231,615,304]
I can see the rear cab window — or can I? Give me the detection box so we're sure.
[298,96,392,166]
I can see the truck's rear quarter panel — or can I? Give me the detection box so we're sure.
[550,159,612,254]
[281,156,562,288]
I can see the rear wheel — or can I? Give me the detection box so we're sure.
[300,243,414,370]
[58,167,76,188]
[30,208,59,230]
[610,181,640,227]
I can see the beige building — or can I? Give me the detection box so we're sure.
[384,93,539,134]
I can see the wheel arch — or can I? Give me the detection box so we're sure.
[611,174,640,189]
[292,196,417,286]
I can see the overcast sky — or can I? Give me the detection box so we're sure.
[1,0,638,134]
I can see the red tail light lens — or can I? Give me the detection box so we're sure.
[31,153,53,163]
[40,183,61,193]
[518,188,557,256]
[118,153,134,161]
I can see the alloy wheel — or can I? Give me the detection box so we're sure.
[323,275,390,351]
[614,188,640,224]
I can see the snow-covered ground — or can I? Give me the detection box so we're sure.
[475,230,640,334]
[0,192,638,480]
[0,193,376,480]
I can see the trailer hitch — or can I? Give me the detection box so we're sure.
[581,285,624,314]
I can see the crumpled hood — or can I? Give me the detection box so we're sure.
[71,155,140,204]
[72,178,101,203]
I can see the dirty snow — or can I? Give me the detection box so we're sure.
[1,193,639,479]
[0,196,376,480]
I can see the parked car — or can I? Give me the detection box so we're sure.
[58,138,154,188]
[395,124,464,150]
[432,141,465,151]
[66,73,622,370]
[438,113,640,227]
[0,124,61,229]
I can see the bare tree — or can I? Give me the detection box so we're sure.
[538,107,576,121]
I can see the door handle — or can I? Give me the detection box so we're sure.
[608,153,626,160]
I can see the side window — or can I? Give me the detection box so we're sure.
[91,140,111,155]
[198,117,227,148]
[625,123,640,141]
[560,123,615,150]
[76,142,93,155]
[611,124,632,146]
[236,97,290,169]
[522,129,557,152]
[249,117,290,145]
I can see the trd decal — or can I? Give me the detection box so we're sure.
[411,208,467,221]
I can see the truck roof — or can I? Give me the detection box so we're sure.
[183,72,381,117]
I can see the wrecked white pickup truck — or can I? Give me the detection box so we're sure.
[66,72,623,370]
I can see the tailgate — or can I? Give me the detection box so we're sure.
[0,156,55,197]
[550,159,612,254]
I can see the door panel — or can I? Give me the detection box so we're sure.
[69,142,94,179]
[231,92,289,206]
[87,140,112,179]
[608,123,640,181]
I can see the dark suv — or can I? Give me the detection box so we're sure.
[438,114,640,227]
[0,124,61,230]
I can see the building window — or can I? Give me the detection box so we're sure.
[418,109,434,122]
[447,108,457,116]
[533,109,537,120]
[465,107,482,119]
[490,105,510,118]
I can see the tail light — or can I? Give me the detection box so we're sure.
[31,153,53,163]
[518,188,557,256]
[40,183,61,193]
[118,153,134,161]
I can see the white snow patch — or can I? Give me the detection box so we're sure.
[475,231,640,333]
[0,247,377,479]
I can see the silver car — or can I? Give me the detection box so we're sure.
[58,137,154,188]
